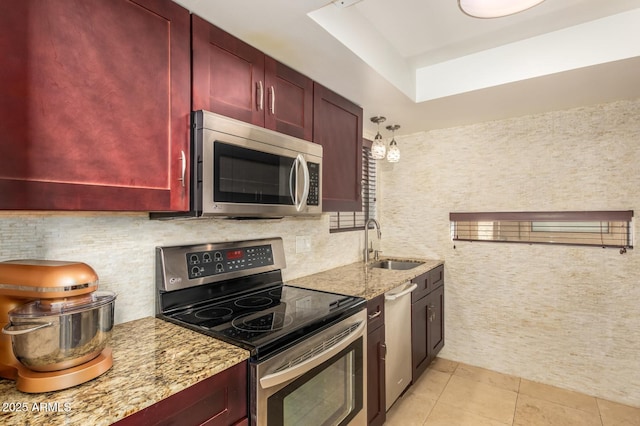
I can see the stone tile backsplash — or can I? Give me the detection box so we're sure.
[0,212,360,324]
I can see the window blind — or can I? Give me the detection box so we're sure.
[330,141,376,232]
[450,211,633,251]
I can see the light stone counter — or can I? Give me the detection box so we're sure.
[289,257,444,300]
[0,317,249,426]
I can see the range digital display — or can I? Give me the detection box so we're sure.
[226,249,244,260]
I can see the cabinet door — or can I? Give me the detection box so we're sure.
[192,15,265,127]
[411,295,430,382]
[0,0,191,211]
[427,285,445,358]
[114,361,248,426]
[367,325,386,426]
[264,57,313,141]
[313,83,363,212]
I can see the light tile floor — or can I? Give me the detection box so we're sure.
[384,358,640,426]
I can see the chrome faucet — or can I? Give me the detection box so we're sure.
[364,218,382,263]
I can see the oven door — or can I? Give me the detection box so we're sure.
[251,310,367,426]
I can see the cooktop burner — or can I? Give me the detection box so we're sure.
[231,311,294,332]
[234,296,273,309]
[195,307,233,320]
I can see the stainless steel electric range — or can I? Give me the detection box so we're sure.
[156,237,367,426]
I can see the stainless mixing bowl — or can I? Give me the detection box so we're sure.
[2,290,116,372]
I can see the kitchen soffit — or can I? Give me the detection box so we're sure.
[173,0,640,135]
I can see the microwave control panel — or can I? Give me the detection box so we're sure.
[187,244,274,279]
[307,162,320,206]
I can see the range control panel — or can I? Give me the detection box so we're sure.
[187,244,274,279]
[156,237,286,292]
[306,162,320,206]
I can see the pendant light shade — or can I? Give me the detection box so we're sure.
[385,125,400,163]
[458,0,545,18]
[370,116,387,160]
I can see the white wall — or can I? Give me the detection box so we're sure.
[378,98,640,407]
[0,213,361,324]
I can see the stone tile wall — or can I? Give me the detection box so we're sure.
[378,98,640,407]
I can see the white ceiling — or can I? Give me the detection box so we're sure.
[173,0,640,136]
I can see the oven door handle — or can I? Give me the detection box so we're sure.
[259,319,366,389]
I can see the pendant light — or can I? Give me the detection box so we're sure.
[386,125,400,163]
[458,0,545,18]
[370,116,387,160]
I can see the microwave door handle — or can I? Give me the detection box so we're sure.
[289,157,298,206]
[296,154,310,211]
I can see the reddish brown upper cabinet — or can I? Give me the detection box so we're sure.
[192,16,313,141]
[313,83,363,212]
[0,0,191,211]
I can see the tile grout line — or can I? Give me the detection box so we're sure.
[595,398,605,426]
[511,377,522,426]
[420,364,457,425]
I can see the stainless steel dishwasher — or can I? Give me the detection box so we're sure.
[384,281,418,411]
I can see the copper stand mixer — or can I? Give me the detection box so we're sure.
[0,260,116,393]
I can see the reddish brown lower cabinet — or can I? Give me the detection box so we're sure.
[0,0,191,211]
[313,83,363,212]
[367,295,386,426]
[411,266,445,383]
[114,361,248,426]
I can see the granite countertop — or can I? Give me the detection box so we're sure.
[289,257,444,300]
[0,317,249,426]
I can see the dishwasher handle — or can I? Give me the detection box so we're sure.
[384,283,417,301]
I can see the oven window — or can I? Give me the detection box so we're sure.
[214,141,295,205]
[268,339,363,426]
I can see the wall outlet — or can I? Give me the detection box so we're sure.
[295,235,312,253]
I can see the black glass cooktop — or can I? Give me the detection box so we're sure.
[165,284,365,360]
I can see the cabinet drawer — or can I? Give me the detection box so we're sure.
[429,265,444,290]
[411,272,430,302]
[367,294,385,332]
[411,265,445,302]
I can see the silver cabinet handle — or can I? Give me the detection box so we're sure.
[257,81,264,111]
[179,150,186,187]
[368,310,382,320]
[269,86,275,114]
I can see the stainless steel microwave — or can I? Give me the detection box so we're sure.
[187,110,322,218]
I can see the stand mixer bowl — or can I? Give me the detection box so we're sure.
[2,291,116,372]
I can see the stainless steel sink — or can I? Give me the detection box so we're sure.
[370,260,424,270]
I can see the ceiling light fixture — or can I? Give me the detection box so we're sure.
[370,116,387,160]
[458,0,545,18]
[385,125,400,163]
